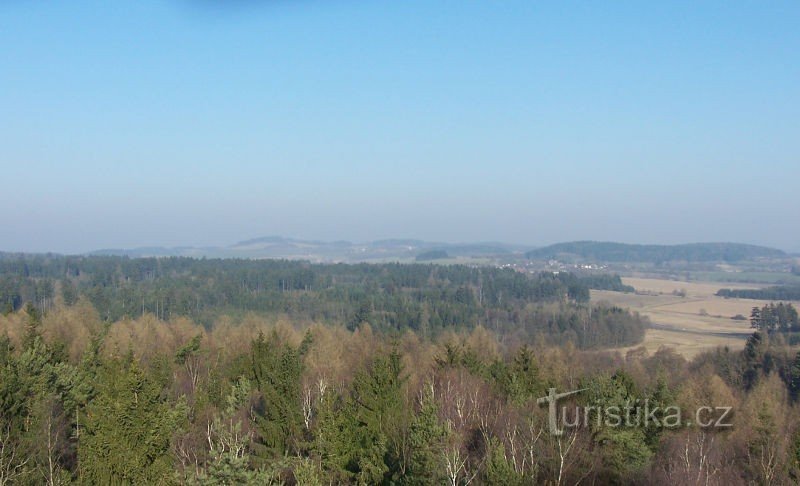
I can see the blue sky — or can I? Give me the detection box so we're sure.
[1,1,798,253]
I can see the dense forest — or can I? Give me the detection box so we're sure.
[526,241,786,263]
[1,255,798,484]
[718,285,800,301]
[0,255,644,349]
[0,300,798,484]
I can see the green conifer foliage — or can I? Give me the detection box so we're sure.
[79,360,183,484]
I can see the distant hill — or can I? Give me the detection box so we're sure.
[88,237,529,263]
[84,239,787,264]
[416,249,449,261]
[91,246,198,257]
[525,241,786,263]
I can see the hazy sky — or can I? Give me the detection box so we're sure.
[1,1,798,253]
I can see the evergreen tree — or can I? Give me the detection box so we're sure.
[22,302,42,350]
[60,279,78,306]
[750,306,762,329]
[314,391,358,483]
[508,346,543,404]
[742,332,765,390]
[79,359,184,484]
[643,376,676,449]
[406,384,447,485]
[789,351,800,402]
[585,371,652,481]
[483,438,524,486]
[250,332,304,458]
[349,350,407,484]
[315,350,408,484]
[0,337,25,432]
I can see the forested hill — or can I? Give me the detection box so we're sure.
[525,241,786,263]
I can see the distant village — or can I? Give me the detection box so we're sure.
[499,259,609,275]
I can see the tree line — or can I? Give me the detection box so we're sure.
[749,303,799,333]
[718,285,800,301]
[575,274,634,293]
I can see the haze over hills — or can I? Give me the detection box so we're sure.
[88,236,531,262]
[80,238,791,264]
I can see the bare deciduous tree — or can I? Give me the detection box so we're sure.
[0,426,28,486]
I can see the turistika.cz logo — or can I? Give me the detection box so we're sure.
[536,387,733,436]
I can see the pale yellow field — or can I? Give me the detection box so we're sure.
[593,277,800,359]
[621,277,761,298]
[618,328,747,358]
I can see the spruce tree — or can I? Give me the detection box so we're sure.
[79,360,183,484]
[406,384,447,484]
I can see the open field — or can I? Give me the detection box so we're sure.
[689,271,800,285]
[593,277,800,358]
[620,277,765,297]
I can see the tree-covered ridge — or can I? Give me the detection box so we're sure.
[526,241,786,263]
[0,255,645,349]
[718,285,800,301]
